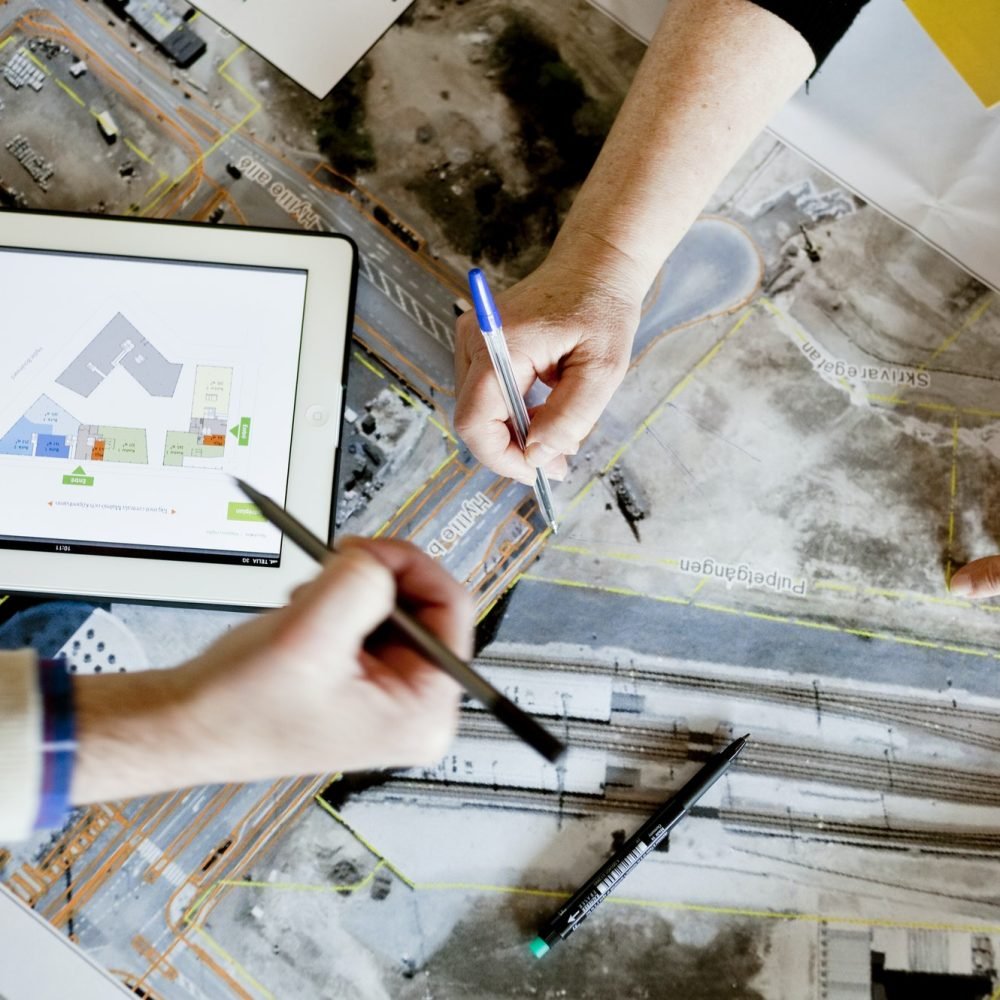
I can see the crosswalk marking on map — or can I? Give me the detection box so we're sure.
[359,253,454,351]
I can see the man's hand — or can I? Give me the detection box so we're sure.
[71,539,473,804]
[950,557,1000,600]
[454,256,640,483]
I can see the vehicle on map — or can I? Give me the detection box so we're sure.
[96,111,119,144]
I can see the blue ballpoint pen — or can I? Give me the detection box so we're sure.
[467,268,558,533]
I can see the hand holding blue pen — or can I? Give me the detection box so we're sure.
[466,268,559,533]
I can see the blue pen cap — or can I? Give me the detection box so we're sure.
[468,268,501,332]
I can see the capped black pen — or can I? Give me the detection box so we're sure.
[234,478,566,763]
[530,734,749,957]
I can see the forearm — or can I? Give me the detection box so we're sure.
[68,543,468,805]
[550,0,815,300]
[71,668,209,804]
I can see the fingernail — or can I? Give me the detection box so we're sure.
[525,441,557,466]
[949,574,973,597]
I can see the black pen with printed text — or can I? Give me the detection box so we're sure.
[529,733,749,958]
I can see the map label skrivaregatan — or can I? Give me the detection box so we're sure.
[798,339,930,387]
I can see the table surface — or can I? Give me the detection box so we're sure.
[1,2,999,999]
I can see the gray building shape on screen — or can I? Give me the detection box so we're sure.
[56,313,182,399]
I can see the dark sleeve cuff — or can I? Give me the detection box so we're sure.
[34,658,76,830]
[750,0,871,66]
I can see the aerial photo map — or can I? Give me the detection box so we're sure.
[1,1,999,998]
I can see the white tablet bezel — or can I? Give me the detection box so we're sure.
[0,211,355,608]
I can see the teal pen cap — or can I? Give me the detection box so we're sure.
[469,267,501,332]
[529,936,550,959]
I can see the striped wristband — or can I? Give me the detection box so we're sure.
[34,658,77,830]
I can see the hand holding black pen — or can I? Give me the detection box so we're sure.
[234,478,567,763]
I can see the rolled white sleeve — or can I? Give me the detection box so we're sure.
[0,650,42,843]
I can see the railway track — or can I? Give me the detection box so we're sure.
[457,714,1000,808]
[368,778,1000,856]
[476,652,1000,752]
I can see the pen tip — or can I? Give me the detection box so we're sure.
[234,477,265,506]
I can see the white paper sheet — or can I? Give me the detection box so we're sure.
[191,0,415,98]
[587,0,1000,292]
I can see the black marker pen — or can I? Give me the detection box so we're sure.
[529,734,749,958]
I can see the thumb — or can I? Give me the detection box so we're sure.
[950,556,1000,599]
[277,548,396,657]
[525,357,622,463]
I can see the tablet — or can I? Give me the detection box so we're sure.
[0,211,355,608]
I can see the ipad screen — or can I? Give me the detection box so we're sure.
[0,247,307,567]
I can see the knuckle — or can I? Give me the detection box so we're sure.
[590,343,629,383]
[452,405,476,440]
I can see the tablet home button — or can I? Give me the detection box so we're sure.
[305,404,329,427]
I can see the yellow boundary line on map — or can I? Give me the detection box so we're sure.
[517,573,1000,661]
[547,543,1000,615]
[21,25,166,185]
[946,415,960,585]
[141,43,260,216]
[387,384,456,442]
[353,350,385,380]
[55,78,84,106]
[180,782,1000,943]
[552,291,1000,634]
[564,306,756,516]
[352,350,456,447]
[869,395,1000,420]
[371,450,459,539]
[23,48,48,74]
[190,925,277,1000]
[604,307,756,475]
[217,862,387,896]
[313,795,416,887]
[143,170,169,197]
[124,137,154,165]
[916,295,993,374]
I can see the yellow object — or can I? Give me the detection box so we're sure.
[95,110,119,141]
[905,0,1000,107]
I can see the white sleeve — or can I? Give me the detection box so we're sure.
[0,650,42,843]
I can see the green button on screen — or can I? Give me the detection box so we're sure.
[227,501,266,522]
